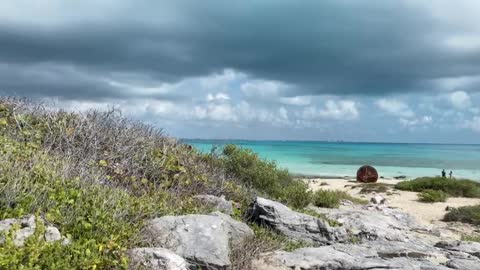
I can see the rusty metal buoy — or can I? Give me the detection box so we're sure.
[356,165,378,183]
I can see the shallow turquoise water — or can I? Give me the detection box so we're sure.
[184,140,480,180]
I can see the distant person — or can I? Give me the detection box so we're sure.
[442,169,446,178]
[449,171,453,179]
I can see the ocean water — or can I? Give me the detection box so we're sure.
[184,140,480,180]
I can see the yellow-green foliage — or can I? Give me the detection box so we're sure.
[0,135,209,269]
[0,99,245,269]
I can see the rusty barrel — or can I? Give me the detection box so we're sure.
[356,165,378,183]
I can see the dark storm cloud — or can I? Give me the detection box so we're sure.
[1,0,479,100]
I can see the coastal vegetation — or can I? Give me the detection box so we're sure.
[356,183,392,194]
[444,204,480,225]
[395,177,480,198]
[417,190,448,203]
[0,98,353,269]
[312,189,368,208]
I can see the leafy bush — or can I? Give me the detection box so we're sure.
[312,190,367,208]
[221,144,311,208]
[418,190,448,203]
[444,205,480,225]
[395,177,480,198]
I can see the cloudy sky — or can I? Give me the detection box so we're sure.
[1,1,480,143]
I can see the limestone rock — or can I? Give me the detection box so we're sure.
[436,240,480,259]
[128,248,189,270]
[310,205,424,242]
[45,226,62,242]
[248,197,348,245]
[193,195,234,215]
[370,195,386,204]
[142,212,253,269]
[253,241,451,270]
[0,215,64,246]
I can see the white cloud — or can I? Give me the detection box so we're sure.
[302,100,359,121]
[241,80,288,98]
[279,96,311,106]
[448,90,471,109]
[206,92,230,102]
[375,98,415,118]
[199,69,244,90]
[399,115,433,127]
[464,116,480,132]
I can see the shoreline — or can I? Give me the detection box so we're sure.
[305,178,480,227]
[294,173,408,181]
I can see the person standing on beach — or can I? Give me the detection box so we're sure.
[442,169,446,178]
[449,171,453,178]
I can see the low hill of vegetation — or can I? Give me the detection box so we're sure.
[395,177,480,198]
[1,98,352,269]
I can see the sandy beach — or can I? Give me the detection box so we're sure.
[306,178,480,226]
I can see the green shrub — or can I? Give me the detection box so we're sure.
[395,177,480,198]
[444,204,480,225]
[313,190,341,208]
[221,144,311,208]
[418,190,448,203]
[280,181,312,209]
[358,183,391,194]
[312,190,367,208]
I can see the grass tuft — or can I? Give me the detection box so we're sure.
[312,190,367,208]
[417,190,448,203]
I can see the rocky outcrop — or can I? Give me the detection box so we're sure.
[252,241,452,270]
[435,240,480,269]
[193,195,234,215]
[0,215,64,246]
[436,240,480,259]
[248,197,349,245]
[310,204,425,242]
[142,212,253,269]
[128,248,189,270]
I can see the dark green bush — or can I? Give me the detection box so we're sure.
[418,190,448,203]
[221,144,311,208]
[395,177,480,198]
[444,204,480,225]
[313,190,341,208]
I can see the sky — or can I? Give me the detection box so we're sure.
[1,1,480,143]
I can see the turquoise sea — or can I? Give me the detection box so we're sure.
[184,140,480,180]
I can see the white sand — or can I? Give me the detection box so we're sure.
[306,178,480,226]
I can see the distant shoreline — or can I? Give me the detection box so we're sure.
[292,173,405,181]
[183,138,480,146]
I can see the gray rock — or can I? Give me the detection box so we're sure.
[370,195,386,204]
[446,258,480,270]
[45,226,62,242]
[248,197,349,245]
[142,212,253,269]
[436,240,480,258]
[0,215,64,247]
[253,241,451,270]
[193,195,234,215]
[128,248,189,270]
[310,206,424,242]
